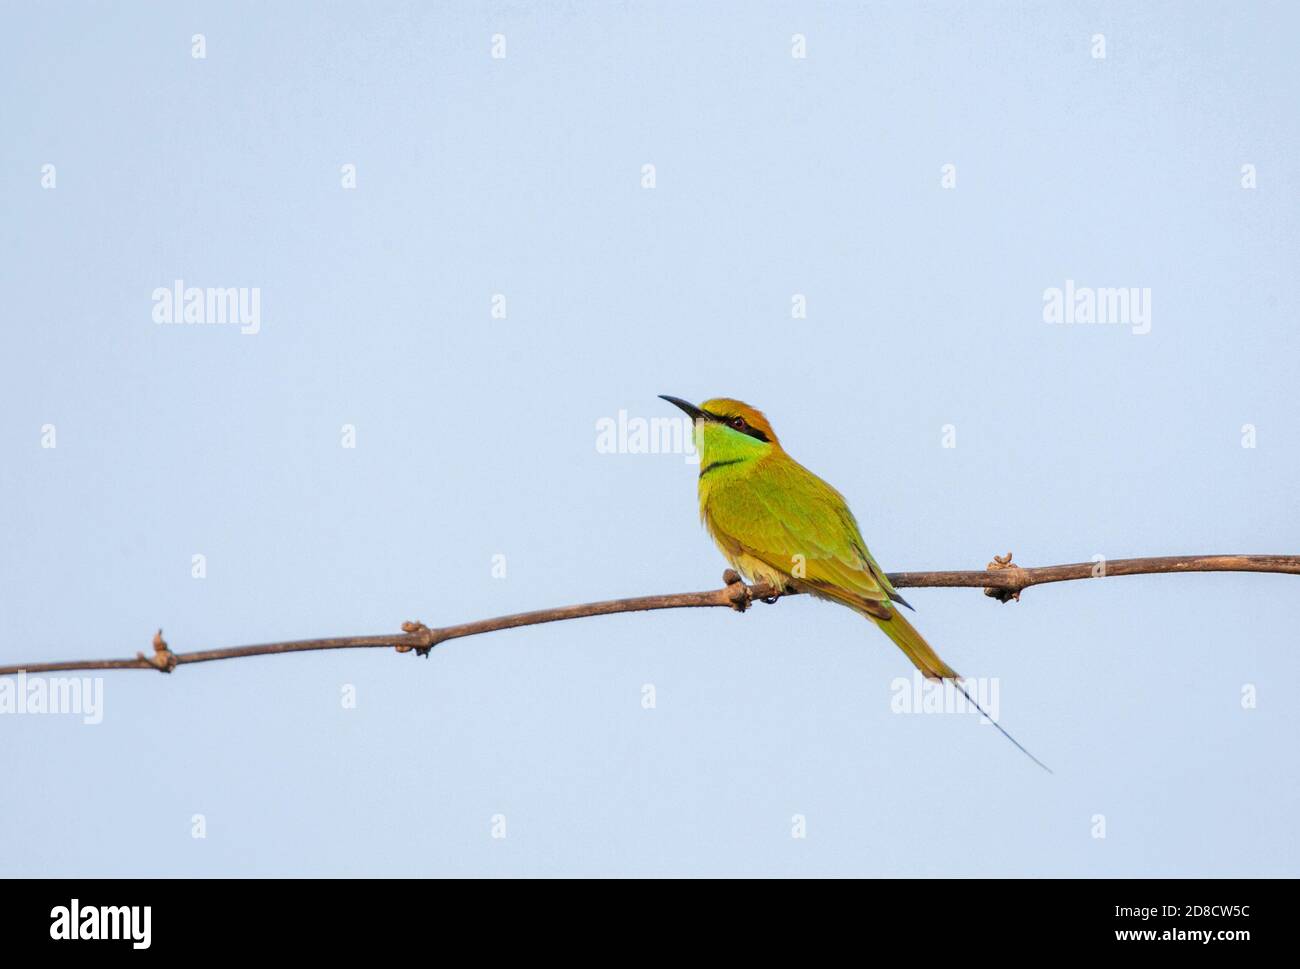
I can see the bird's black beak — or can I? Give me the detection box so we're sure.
[658,395,707,421]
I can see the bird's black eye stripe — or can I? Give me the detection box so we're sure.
[701,410,770,443]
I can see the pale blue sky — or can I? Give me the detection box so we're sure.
[1,1,1297,876]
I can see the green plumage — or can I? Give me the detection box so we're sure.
[661,394,1049,770]
[692,399,956,679]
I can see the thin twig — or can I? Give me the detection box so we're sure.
[1,553,1296,676]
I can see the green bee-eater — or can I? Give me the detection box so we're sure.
[661,395,1048,771]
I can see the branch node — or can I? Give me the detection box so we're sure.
[722,570,753,612]
[984,552,1025,603]
[137,628,177,672]
[399,620,438,658]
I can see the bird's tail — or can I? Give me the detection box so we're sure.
[869,608,959,680]
[868,607,1053,772]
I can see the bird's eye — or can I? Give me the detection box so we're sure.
[729,416,745,429]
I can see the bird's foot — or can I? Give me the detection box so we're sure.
[758,580,797,604]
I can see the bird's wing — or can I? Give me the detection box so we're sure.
[704,456,890,609]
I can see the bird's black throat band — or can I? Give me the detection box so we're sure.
[699,458,746,477]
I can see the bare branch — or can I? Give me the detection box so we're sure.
[894,552,1300,601]
[1,553,1295,676]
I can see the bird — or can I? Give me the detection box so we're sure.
[660,395,1050,771]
